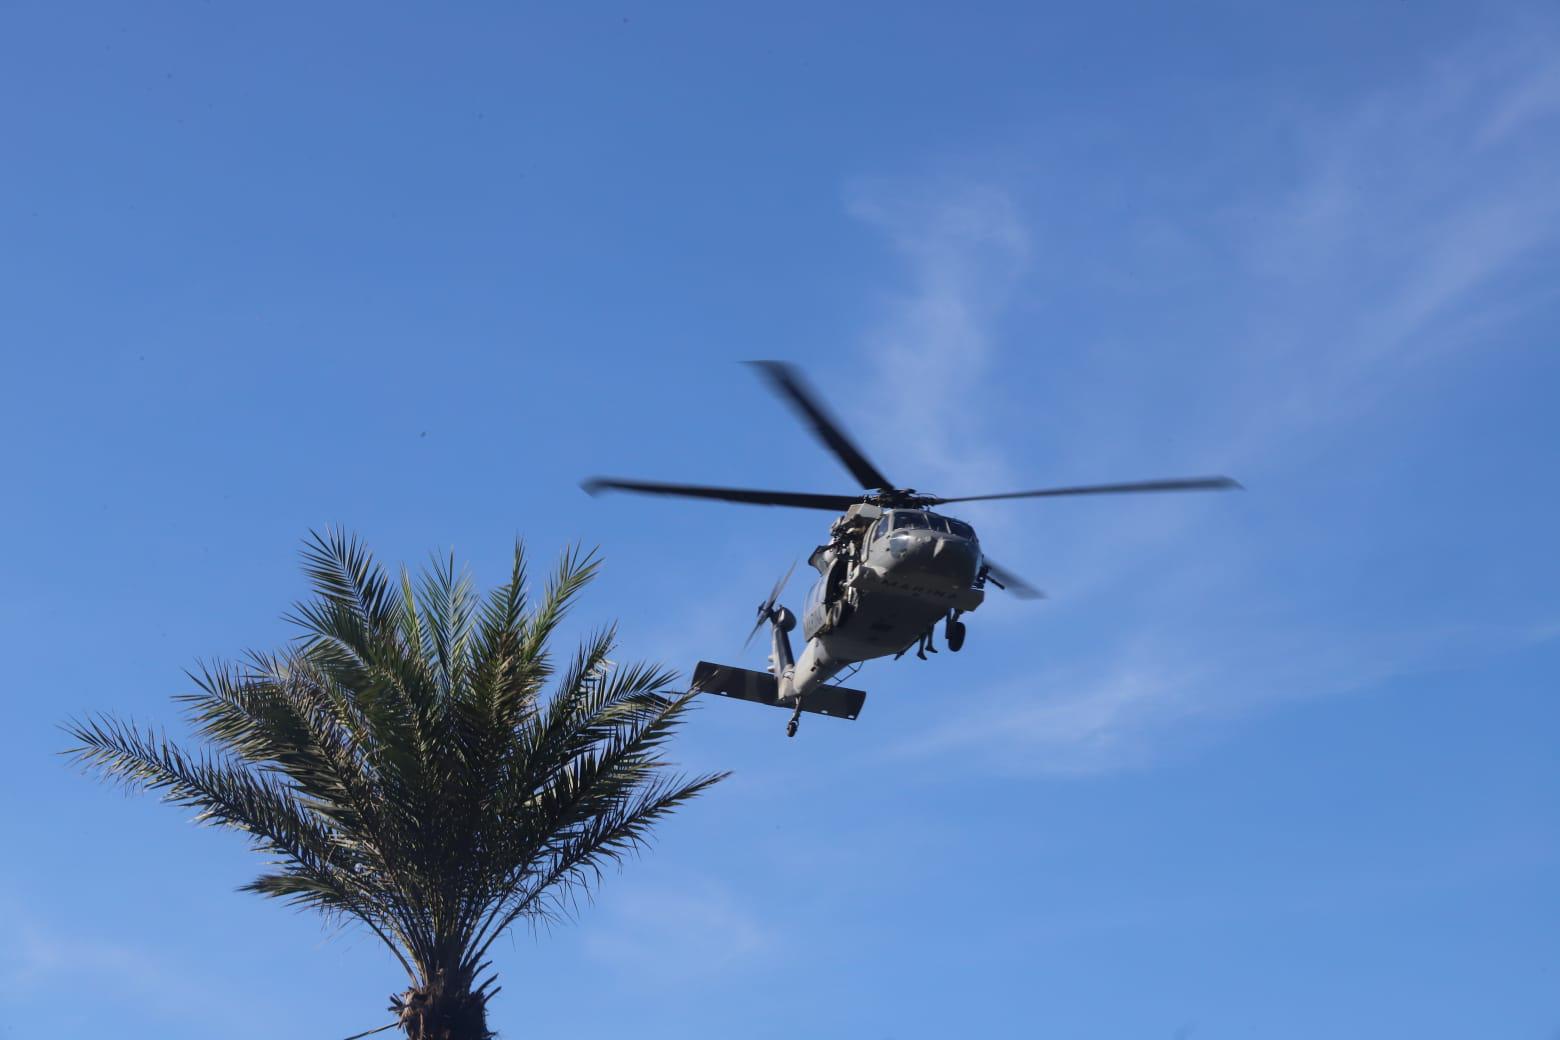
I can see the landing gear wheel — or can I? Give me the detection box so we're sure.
[946,618,967,652]
[786,700,803,738]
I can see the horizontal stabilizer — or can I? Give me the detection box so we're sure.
[691,662,866,720]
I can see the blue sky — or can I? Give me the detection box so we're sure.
[3,2,1558,1037]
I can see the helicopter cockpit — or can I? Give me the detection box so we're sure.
[874,510,978,542]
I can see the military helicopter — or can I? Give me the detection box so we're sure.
[584,362,1239,737]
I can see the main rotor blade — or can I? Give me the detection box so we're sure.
[582,477,861,512]
[929,476,1242,505]
[982,559,1046,600]
[748,361,895,491]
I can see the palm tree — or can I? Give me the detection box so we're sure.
[67,531,727,1040]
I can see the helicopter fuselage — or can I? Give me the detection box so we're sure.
[585,358,1238,736]
[772,504,987,703]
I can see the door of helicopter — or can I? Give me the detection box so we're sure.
[801,553,853,641]
[801,573,828,641]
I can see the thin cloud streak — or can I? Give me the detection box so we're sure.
[1,910,269,1039]
[885,621,1560,777]
[865,29,1560,775]
[846,180,1031,515]
[579,877,778,983]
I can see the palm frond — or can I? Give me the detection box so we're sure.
[513,546,600,691]
[298,528,396,631]
[65,714,361,898]
[416,550,478,700]
[65,534,727,1018]
[469,763,728,963]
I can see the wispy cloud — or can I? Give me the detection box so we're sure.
[1,908,268,1039]
[887,620,1559,776]
[3,923,154,996]
[846,180,1031,508]
[579,876,777,983]
[1222,31,1560,444]
[855,28,1560,775]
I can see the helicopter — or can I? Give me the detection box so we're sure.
[584,361,1239,737]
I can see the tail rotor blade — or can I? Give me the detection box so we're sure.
[745,560,796,649]
[768,559,797,607]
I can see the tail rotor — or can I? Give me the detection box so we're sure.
[745,560,797,650]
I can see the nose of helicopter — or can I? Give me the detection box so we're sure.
[888,530,981,586]
[931,533,980,573]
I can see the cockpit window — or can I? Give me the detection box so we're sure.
[917,512,974,538]
[891,511,928,530]
[944,518,975,540]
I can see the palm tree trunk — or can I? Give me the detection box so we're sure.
[392,971,493,1040]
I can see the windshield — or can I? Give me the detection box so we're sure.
[918,512,976,539]
[891,511,928,530]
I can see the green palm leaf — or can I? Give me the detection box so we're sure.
[65,531,727,1040]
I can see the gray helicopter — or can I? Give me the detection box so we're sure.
[584,361,1239,737]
